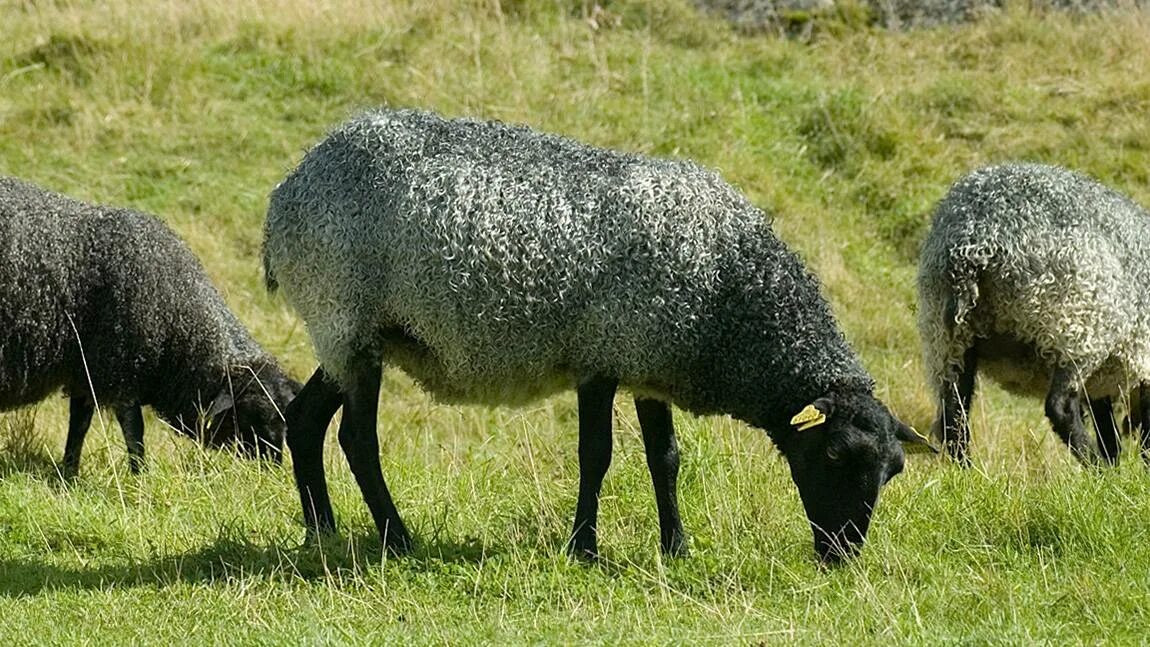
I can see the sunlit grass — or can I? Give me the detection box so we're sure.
[2,0,1150,642]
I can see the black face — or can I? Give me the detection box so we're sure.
[780,393,914,563]
[206,365,301,463]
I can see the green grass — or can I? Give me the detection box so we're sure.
[3,0,1150,642]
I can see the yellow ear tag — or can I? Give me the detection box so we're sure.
[790,404,827,431]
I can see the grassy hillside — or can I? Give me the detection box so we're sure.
[2,0,1150,642]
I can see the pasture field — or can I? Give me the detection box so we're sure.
[3,0,1150,643]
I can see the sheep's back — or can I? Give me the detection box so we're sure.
[265,110,765,401]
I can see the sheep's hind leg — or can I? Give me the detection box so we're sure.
[568,376,618,560]
[939,346,977,466]
[1138,384,1150,464]
[116,405,145,474]
[1045,368,1098,465]
[338,355,412,554]
[635,397,687,556]
[286,367,343,536]
[1089,397,1120,466]
[61,395,95,479]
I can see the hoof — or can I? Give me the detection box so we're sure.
[566,539,599,563]
[382,524,414,556]
[663,536,689,558]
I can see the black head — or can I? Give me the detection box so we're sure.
[203,361,302,463]
[777,392,932,564]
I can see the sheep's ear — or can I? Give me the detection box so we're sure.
[790,398,833,431]
[207,390,235,419]
[895,421,939,454]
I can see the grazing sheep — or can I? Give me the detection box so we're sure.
[0,177,299,477]
[263,108,928,563]
[918,162,1150,465]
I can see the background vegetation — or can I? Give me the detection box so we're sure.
[2,0,1150,642]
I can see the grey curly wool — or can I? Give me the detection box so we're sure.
[265,108,923,563]
[263,108,876,431]
[0,177,297,471]
[919,162,1150,402]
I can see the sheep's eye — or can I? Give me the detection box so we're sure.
[826,446,842,463]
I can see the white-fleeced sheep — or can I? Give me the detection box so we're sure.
[263,108,927,563]
[919,162,1150,465]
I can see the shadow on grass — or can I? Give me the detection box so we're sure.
[0,529,506,598]
[0,451,64,481]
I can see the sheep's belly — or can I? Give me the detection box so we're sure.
[407,366,574,406]
[975,333,1134,400]
[382,329,576,406]
[978,355,1050,398]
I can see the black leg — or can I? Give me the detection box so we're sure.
[939,346,978,466]
[1090,397,1120,466]
[1139,384,1150,464]
[286,367,343,536]
[1045,367,1097,465]
[568,377,618,559]
[337,357,412,553]
[61,396,95,479]
[116,405,145,474]
[635,397,687,556]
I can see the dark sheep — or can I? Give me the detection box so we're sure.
[0,177,299,477]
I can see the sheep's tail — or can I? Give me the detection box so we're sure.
[919,246,984,391]
[261,215,279,293]
[263,260,279,293]
[261,241,279,292]
[945,269,979,334]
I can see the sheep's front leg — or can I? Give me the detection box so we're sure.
[568,377,618,559]
[635,397,687,556]
[1089,397,1120,466]
[116,405,145,474]
[939,346,978,466]
[338,357,412,554]
[1045,368,1097,465]
[286,367,343,536]
[61,395,95,479]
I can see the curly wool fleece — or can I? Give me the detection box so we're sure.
[263,108,874,433]
[918,162,1150,398]
[0,177,278,429]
